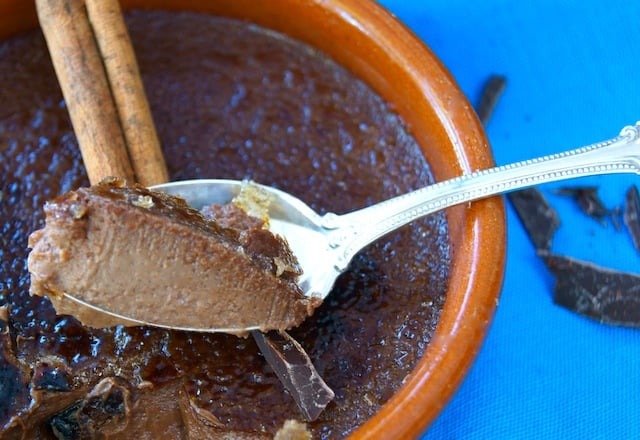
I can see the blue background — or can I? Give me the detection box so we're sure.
[376,1,640,438]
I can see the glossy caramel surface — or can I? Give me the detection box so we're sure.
[0,11,450,438]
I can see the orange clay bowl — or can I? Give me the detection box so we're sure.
[1,0,506,438]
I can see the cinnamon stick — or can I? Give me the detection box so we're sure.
[85,0,168,186]
[36,0,135,185]
[36,0,168,186]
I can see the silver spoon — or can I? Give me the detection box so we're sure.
[60,122,639,331]
[147,122,640,310]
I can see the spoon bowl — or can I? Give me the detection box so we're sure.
[153,179,340,302]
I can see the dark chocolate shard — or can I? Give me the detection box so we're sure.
[553,186,613,226]
[252,331,334,422]
[507,188,560,250]
[624,185,640,252]
[540,251,640,327]
[476,74,507,125]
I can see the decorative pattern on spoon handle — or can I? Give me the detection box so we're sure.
[326,122,640,270]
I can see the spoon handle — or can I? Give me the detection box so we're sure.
[325,122,640,269]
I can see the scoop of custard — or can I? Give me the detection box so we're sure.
[27,177,319,335]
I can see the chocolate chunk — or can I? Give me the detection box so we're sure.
[252,331,335,421]
[507,188,560,250]
[540,251,640,327]
[624,185,640,252]
[476,74,507,125]
[553,186,613,226]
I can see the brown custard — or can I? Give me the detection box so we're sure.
[27,178,314,334]
[0,10,450,439]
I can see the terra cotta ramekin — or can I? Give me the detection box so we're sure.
[0,0,506,438]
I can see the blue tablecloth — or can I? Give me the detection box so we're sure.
[376,1,640,438]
